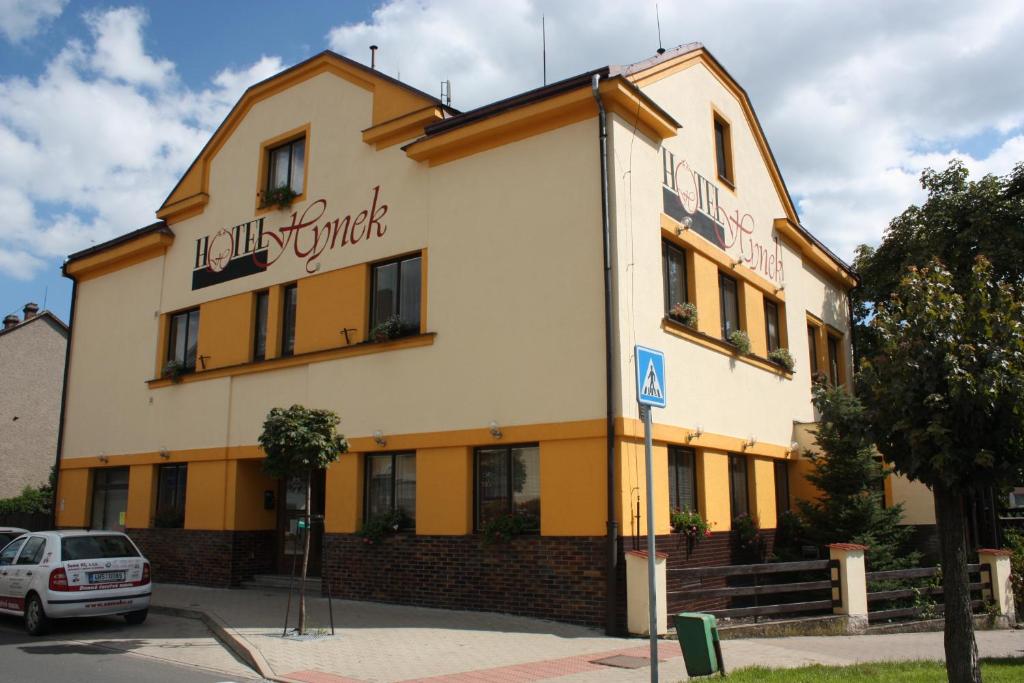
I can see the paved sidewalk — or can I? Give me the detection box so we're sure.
[152,584,1024,682]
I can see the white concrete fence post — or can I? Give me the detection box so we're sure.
[978,548,1016,627]
[829,543,869,634]
[625,549,668,636]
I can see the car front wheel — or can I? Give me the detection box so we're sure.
[124,608,148,625]
[25,594,50,636]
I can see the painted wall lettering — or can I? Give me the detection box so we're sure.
[661,148,784,283]
[191,185,389,290]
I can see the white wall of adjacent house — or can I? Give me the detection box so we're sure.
[61,72,607,459]
[0,316,66,497]
[607,60,851,446]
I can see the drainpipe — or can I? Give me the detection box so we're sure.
[51,273,78,528]
[592,73,619,636]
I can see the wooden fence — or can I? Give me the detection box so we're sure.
[866,564,991,623]
[667,559,838,621]
[0,511,51,531]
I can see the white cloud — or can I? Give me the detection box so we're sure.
[0,8,283,278]
[327,0,1024,262]
[85,7,175,87]
[0,248,45,280]
[0,0,66,44]
[2,1,1022,282]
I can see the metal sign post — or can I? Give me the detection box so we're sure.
[634,346,666,683]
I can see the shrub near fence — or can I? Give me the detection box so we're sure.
[0,511,51,531]
[866,564,991,623]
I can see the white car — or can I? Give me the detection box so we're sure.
[0,527,27,547]
[0,530,151,635]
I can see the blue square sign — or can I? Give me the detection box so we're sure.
[635,345,666,408]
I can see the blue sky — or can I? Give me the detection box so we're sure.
[1,1,1022,323]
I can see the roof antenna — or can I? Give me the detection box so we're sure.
[42,285,48,311]
[542,14,547,86]
[656,4,666,55]
[440,80,451,106]
[369,44,378,69]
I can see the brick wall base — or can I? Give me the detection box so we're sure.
[323,534,608,628]
[127,528,274,587]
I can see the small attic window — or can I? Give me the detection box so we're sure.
[267,137,305,194]
[713,112,734,187]
[256,125,310,212]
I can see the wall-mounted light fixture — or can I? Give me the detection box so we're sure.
[788,441,800,456]
[373,430,387,447]
[676,216,693,235]
[743,435,758,450]
[775,284,786,294]
[489,421,503,440]
[732,257,744,268]
[98,454,109,463]
[685,425,704,443]
[159,449,171,460]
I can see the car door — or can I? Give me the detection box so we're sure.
[9,537,47,604]
[0,538,27,613]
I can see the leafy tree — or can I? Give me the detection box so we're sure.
[259,405,348,634]
[794,383,918,571]
[859,258,1024,683]
[853,160,1024,362]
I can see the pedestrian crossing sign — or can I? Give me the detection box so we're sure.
[635,345,666,408]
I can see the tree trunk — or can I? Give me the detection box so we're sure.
[934,486,980,683]
[297,471,312,634]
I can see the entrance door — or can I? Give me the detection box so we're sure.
[91,467,130,531]
[276,471,325,576]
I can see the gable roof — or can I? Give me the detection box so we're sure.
[621,43,857,285]
[157,50,452,224]
[63,221,173,281]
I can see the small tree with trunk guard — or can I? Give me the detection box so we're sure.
[259,405,348,635]
[859,257,1024,683]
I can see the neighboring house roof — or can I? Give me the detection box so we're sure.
[0,311,68,339]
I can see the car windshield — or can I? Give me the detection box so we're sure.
[61,535,139,561]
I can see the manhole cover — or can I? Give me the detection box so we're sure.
[591,655,652,669]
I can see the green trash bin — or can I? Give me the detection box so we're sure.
[675,612,725,677]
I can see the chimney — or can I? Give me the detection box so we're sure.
[3,314,18,330]
[370,45,378,69]
[23,302,39,320]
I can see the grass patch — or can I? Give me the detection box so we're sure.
[710,658,1023,682]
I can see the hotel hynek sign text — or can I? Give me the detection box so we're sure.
[192,185,389,290]
[661,148,784,284]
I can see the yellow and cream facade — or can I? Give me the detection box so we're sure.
[56,44,857,630]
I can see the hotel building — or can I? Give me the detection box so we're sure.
[56,43,864,631]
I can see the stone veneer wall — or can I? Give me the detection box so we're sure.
[127,528,274,587]
[323,534,608,628]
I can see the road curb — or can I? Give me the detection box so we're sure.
[151,603,280,681]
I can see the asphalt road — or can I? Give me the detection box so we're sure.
[0,612,261,682]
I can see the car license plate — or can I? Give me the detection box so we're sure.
[89,571,125,583]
